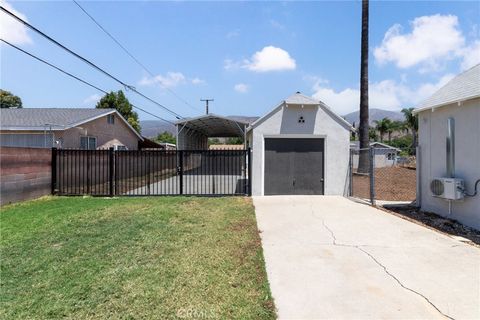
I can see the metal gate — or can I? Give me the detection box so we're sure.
[52,148,251,196]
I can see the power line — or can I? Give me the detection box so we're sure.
[0,5,183,119]
[72,0,201,113]
[1,38,175,125]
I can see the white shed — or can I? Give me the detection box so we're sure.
[414,64,480,230]
[246,92,354,196]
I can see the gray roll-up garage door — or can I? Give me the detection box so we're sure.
[264,138,324,195]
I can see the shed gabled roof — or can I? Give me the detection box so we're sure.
[350,141,400,152]
[247,92,355,132]
[413,64,480,114]
[284,92,319,105]
[0,108,143,140]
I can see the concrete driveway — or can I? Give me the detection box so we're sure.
[254,196,480,319]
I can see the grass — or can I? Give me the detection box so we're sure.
[0,196,275,319]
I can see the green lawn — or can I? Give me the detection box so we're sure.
[1,196,275,319]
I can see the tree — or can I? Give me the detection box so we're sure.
[387,120,404,143]
[154,131,176,144]
[368,127,378,141]
[401,107,418,155]
[374,117,391,142]
[226,137,243,145]
[96,90,141,133]
[0,90,22,108]
[357,0,369,173]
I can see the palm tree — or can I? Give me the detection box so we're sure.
[387,120,404,143]
[401,107,418,155]
[374,117,391,142]
[358,0,370,173]
[368,127,378,141]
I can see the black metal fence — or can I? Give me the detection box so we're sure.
[52,148,251,196]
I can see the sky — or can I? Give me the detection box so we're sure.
[1,0,479,121]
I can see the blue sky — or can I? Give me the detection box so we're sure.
[1,0,479,121]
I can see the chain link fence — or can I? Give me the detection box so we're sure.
[350,147,416,205]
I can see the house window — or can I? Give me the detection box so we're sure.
[107,114,115,124]
[387,152,395,160]
[80,136,97,150]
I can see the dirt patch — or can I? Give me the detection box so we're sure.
[384,205,480,247]
[353,166,416,201]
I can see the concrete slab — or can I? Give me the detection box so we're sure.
[254,196,480,319]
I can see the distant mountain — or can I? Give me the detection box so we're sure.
[140,115,259,138]
[343,108,404,125]
[140,120,176,138]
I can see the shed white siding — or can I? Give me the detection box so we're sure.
[248,98,351,196]
[417,98,480,230]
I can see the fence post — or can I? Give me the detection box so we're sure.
[179,150,184,195]
[86,151,91,194]
[51,147,57,195]
[247,148,252,196]
[416,145,421,207]
[349,150,353,196]
[109,147,114,197]
[369,147,376,206]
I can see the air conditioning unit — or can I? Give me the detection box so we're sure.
[430,177,464,200]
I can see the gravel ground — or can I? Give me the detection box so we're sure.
[383,205,480,247]
[352,166,416,201]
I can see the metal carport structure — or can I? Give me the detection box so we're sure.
[175,114,249,150]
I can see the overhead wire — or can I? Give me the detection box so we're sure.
[1,38,175,125]
[0,5,184,119]
[72,0,202,113]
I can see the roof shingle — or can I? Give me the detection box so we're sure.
[416,64,480,112]
[0,108,115,130]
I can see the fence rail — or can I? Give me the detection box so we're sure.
[53,148,251,197]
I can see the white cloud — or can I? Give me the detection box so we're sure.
[0,0,32,45]
[234,83,249,93]
[191,77,206,85]
[374,15,464,70]
[310,74,455,115]
[82,93,101,105]
[312,85,359,115]
[245,46,296,72]
[458,40,480,70]
[139,72,186,88]
[225,46,296,72]
[303,75,329,85]
[223,59,241,71]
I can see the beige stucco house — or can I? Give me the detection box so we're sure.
[414,64,480,230]
[0,108,143,150]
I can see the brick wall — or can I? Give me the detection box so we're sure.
[0,147,51,205]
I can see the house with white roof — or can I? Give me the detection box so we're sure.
[414,64,480,230]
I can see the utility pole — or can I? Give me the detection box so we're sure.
[200,98,214,115]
